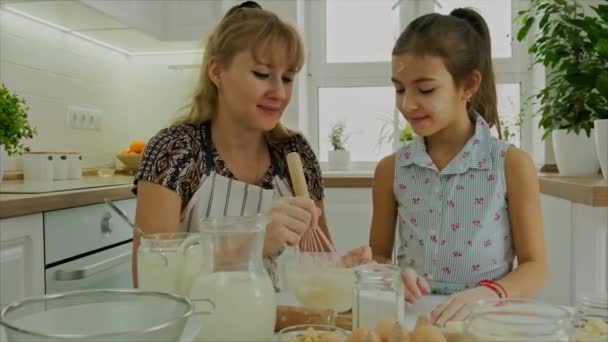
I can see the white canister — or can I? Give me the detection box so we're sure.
[23,152,54,181]
[67,153,82,179]
[52,153,69,180]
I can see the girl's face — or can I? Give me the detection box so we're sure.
[209,44,296,132]
[391,53,476,137]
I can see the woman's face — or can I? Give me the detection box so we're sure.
[210,45,296,132]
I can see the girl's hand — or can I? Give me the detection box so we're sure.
[341,245,373,267]
[402,268,431,304]
[263,197,320,257]
[430,286,497,326]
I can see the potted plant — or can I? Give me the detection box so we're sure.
[378,116,416,151]
[516,0,608,175]
[0,84,37,180]
[586,4,608,179]
[328,121,351,170]
[399,123,415,144]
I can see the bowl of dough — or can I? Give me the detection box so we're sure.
[278,324,349,342]
[284,252,360,313]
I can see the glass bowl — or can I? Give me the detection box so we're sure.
[0,289,209,342]
[464,299,574,342]
[278,324,349,342]
[283,252,356,312]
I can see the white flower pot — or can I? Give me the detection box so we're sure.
[552,129,600,176]
[594,119,608,179]
[0,144,5,183]
[328,150,351,170]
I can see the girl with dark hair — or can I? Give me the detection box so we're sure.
[370,8,548,325]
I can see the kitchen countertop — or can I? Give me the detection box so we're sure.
[2,172,606,219]
[324,171,608,207]
[0,176,135,219]
[538,173,608,207]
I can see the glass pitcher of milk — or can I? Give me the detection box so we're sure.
[184,215,276,342]
[137,232,203,296]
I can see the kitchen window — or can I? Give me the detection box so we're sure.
[305,0,536,168]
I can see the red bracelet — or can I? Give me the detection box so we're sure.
[491,280,508,298]
[479,280,506,299]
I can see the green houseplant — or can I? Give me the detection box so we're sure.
[377,115,415,151]
[516,0,607,175]
[399,123,415,143]
[328,121,351,170]
[0,84,37,178]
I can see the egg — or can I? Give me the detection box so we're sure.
[347,328,370,342]
[362,331,381,342]
[388,322,410,342]
[410,326,447,342]
[374,319,398,341]
[415,314,432,329]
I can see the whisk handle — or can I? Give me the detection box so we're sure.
[286,152,310,198]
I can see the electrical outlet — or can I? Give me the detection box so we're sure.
[66,106,103,130]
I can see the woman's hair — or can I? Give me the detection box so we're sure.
[176,1,304,140]
[393,8,500,137]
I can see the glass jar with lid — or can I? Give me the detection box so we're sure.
[464,299,574,342]
[352,264,405,329]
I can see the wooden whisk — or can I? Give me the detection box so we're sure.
[286,152,336,253]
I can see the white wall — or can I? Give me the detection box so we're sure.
[0,9,130,170]
[0,0,306,172]
[126,53,201,143]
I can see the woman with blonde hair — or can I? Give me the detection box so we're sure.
[132,1,337,289]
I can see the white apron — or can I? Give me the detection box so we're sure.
[178,141,294,289]
[180,170,294,232]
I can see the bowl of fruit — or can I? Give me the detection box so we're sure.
[116,140,146,173]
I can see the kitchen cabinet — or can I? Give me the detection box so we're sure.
[324,188,373,252]
[0,214,45,308]
[536,195,608,306]
[44,198,135,294]
[571,203,608,302]
[536,195,574,305]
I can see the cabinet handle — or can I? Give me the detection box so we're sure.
[54,251,132,281]
[100,212,112,236]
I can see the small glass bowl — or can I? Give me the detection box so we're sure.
[278,324,349,342]
[464,299,573,341]
[283,253,356,313]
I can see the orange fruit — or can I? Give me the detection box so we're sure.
[120,149,130,155]
[128,151,138,155]
[129,140,146,154]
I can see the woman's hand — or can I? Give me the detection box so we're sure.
[401,268,431,304]
[263,197,320,257]
[430,286,497,326]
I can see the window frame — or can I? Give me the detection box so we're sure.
[305,0,540,170]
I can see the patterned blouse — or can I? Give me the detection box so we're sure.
[132,122,324,207]
[394,115,515,295]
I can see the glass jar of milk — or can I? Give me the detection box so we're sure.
[137,232,203,296]
[186,215,276,342]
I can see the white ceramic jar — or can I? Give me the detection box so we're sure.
[23,152,54,181]
[52,153,69,180]
[67,153,82,179]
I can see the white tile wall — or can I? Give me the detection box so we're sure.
[0,4,304,172]
[126,53,201,143]
[0,10,129,170]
